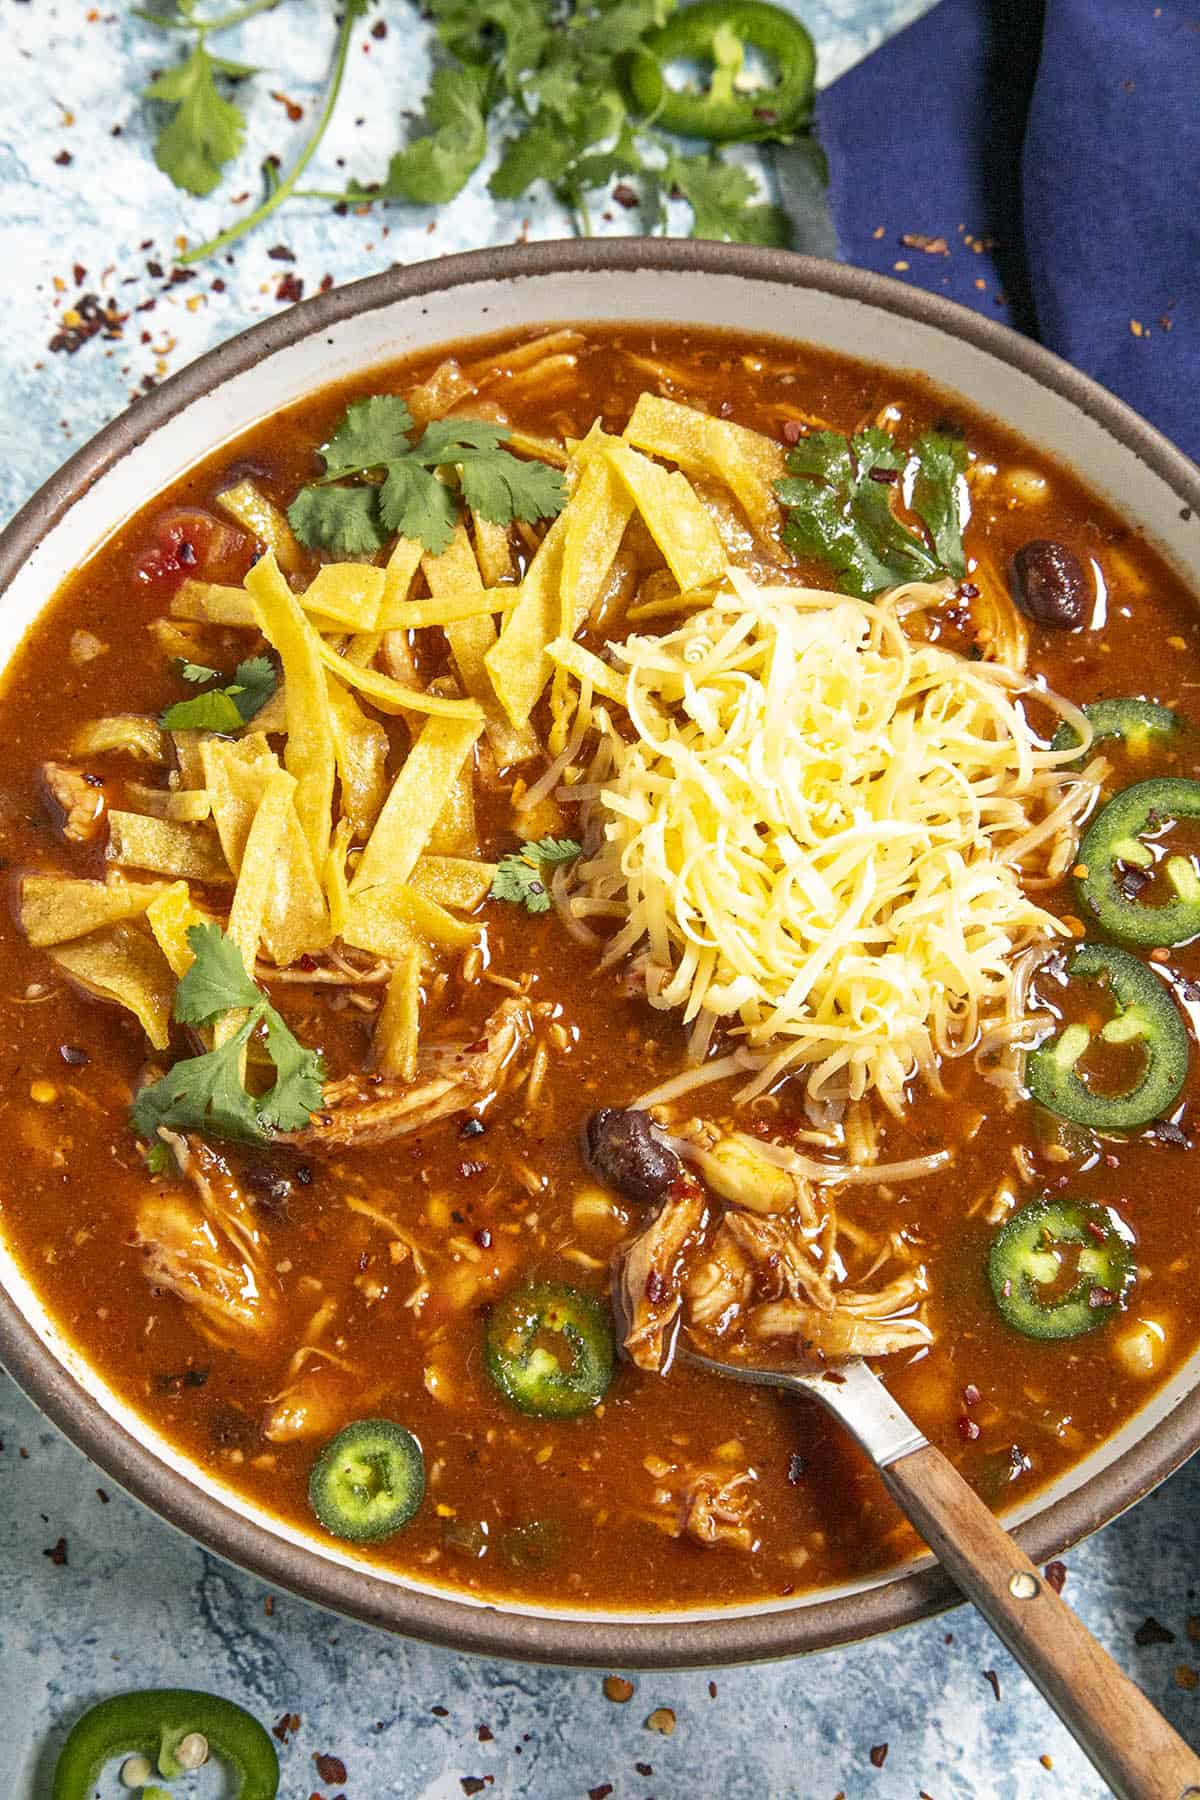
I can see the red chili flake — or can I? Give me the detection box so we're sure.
[267,244,296,262]
[211,277,226,293]
[868,466,900,484]
[636,1766,653,1779]
[962,1383,981,1408]
[272,1713,301,1743]
[982,1668,1001,1701]
[320,273,334,292]
[645,1269,666,1303]
[1044,1560,1067,1595]
[270,90,304,122]
[460,1781,490,1796]
[781,419,805,445]
[275,272,304,304]
[1088,1285,1116,1309]
[1085,1220,1108,1245]
[588,1788,613,1800]
[73,262,87,285]
[43,1536,68,1565]
[708,1681,717,1699]
[869,1743,889,1768]
[96,1488,109,1503]
[612,183,638,210]
[55,150,73,166]
[957,1416,981,1441]
[313,1754,347,1784]
[477,1724,493,1742]
[431,1705,449,1717]
[1135,1615,1176,1646]
[371,16,387,34]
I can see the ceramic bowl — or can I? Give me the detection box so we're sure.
[3,241,1200,1668]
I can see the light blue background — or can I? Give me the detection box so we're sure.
[3,3,1198,1794]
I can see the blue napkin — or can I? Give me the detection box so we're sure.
[815,0,1199,461]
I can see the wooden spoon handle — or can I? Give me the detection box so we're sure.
[883,1442,1200,1800]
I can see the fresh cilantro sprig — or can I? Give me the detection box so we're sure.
[287,395,567,557]
[490,837,582,914]
[131,923,326,1145]
[160,654,276,732]
[138,0,280,196]
[775,428,969,599]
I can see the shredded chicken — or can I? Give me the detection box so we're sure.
[617,1170,708,1372]
[292,998,544,1149]
[134,1131,280,1352]
[41,761,105,842]
[263,1359,377,1443]
[643,1453,759,1552]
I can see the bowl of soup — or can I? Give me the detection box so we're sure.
[2,241,1200,1667]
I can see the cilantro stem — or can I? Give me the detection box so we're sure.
[178,0,360,266]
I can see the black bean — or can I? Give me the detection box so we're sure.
[1008,539,1088,629]
[583,1108,679,1205]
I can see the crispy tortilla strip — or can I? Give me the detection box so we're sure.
[484,508,571,730]
[546,637,629,706]
[326,674,390,840]
[380,590,522,630]
[426,765,479,856]
[73,716,170,764]
[313,638,482,721]
[50,921,175,1050]
[171,579,347,635]
[343,630,385,671]
[146,881,209,978]
[303,563,386,630]
[374,946,422,1081]
[407,357,477,428]
[200,736,330,965]
[20,872,163,948]
[422,527,538,765]
[324,815,353,939]
[471,511,514,587]
[248,679,288,735]
[246,552,337,870]
[124,782,212,824]
[350,713,483,895]
[171,730,207,788]
[604,442,727,592]
[560,445,635,632]
[107,811,231,884]
[410,855,496,910]
[217,479,305,574]
[380,535,423,613]
[218,766,294,1049]
[623,392,786,536]
[342,884,476,961]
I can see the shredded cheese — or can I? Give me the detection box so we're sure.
[568,571,1095,1114]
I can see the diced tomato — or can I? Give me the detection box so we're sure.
[134,506,249,590]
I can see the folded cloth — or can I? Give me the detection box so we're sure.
[815,0,1199,460]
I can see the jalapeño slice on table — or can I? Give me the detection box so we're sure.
[1050,697,1182,759]
[1026,942,1190,1131]
[485,1281,615,1418]
[628,1,816,143]
[52,1690,279,1800]
[308,1418,425,1543]
[1076,776,1200,946]
[988,1196,1135,1340]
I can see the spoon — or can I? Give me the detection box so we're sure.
[611,1278,1200,1800]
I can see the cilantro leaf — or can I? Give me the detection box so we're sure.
[145,41,252,197]
[665,153,791,247]
[160,655,277,732]
[174,923,266,1024]
[130,924,325,1146]
[490,837,582,913]
[320,395,414,478]
[775,429,970,598]
[287,484,387,556]
[359,64,490,206]
[287,393,567,556]
[179,660,219,683]
[910,431,969,579]
[145,1138,176,1177]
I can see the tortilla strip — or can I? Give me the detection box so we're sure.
[217,479,305,574]
[603,442,727,592]
[350,713,483,895]
[301,562,387,630]
[50,922,175,1050]
[426,765,479,856]
[20,872,164,948]
[422,527,538,766]
[546,637,629,706]
[107,811,231,884]
[73,716,170,764]
[623,392,786,536]
[246,552,337,871]
[313,638,483,722]
[217,766,294,1049]
[146,881,210,978]
[342,883,477,961]
[484,508,571,730]
[410,856,496,911]
[374,947,422,1081]
[326,674,390,840]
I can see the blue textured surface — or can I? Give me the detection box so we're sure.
[2,3,1199,1795]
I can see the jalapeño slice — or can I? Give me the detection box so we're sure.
[308,1418,425,1543]
[485,1282,614,1418]
[1026,942,1189,1131]
[628,1,816,143]
[1050,697,1182,759]
[52,1691,279,1800]
[1076,776,1200,946]
[988,1196,1135,1340]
